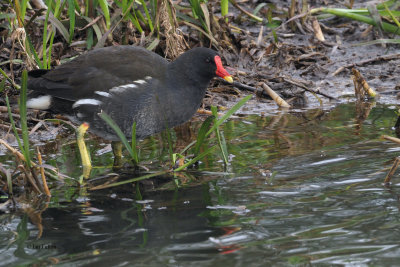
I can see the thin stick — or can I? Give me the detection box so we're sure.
[37,147,51,196]
[382,135,400,145]
[384,157,400,184]
[262,83,291,108]
[17,165,42,194]
[229,0,263,22]
[0,139,31,164]
[221,79,337,101]
[333,53,400,76]
[280,76,338,100]
[0,123,23,133]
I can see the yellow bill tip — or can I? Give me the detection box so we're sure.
[224,76,233,83]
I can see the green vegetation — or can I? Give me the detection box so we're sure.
[311,7,400,35]
[97,95,250,171]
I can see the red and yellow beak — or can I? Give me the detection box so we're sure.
[214,55,233,83]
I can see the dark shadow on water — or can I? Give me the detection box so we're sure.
[2,103,400,266]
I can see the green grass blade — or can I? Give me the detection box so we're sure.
[67,0,76,43]
[25,34,43,69]
[48,14,70,42]
[219,131,228,164]
[376,0,397,10]
[189,0,201,19]
[140,0,153,31]
[86,27,94,49]
[176,11,203,27]
[81,16,103,44]
[179,140,196,155]
[194,115,215,156]
[174,145,218,172]
[90,171,170,190]
[98,111,136,164]
[182,21,218,44]
[165,128,174,166]
[0,59,24,66]
[312,8,400,35]
[316,8,400,17]
[0,76,5,92]
[212,106,228,165]
[6,169,12,195]
[384,3,400,28]
[98,0,111,29]
[254,3,267,16]
[54,0,62,18]
[0,67,19,89]
[47,29,55,69]
[113,0,143,33]
[131,121,139,164]
[42,1,52,68]
[131,9,144,33]
[21,0,28,21]
[206,94,252,137]
[221,0,229,18]
[146,38,160,51]
[200,3,211,33]
[19,70,31,168]
[135,9,146,24]
[267,7,279,42]
[5,96,23,152]
[351,38,400,46]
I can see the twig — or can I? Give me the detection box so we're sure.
[0,139,30,164]
[229,0,263,22]
[0,123,22,133]
[379,90,400,95]
[219,79,272,98]
[280,76,338,100]
[17,165,42,194]
[384,157,400,184]
[29,120,45,135]
[221,78,337,101]
[262,83,291,108]
[37,147,51,196]
[333,53,400,76]
[382,135,400,145]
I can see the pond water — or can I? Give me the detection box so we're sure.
[1,102,400,266]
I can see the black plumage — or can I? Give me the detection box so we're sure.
[27,45,231,140]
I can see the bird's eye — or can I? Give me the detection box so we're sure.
[205,57,211,63]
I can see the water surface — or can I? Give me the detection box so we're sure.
[1,103,400,266]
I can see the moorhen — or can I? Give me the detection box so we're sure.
[26,46,232,168]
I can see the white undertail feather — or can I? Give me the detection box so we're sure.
[135,79,146,85]
[72,99,102,108]
[95,91,111,97]
[110,83,137,93]
[26,95,52,110]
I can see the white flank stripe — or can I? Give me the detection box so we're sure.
[145,76,152,80]
[95,91,111,97]
[26,95,52,110]
[110,83,137,93]
[72,99,102,108]
[135,79,146,85]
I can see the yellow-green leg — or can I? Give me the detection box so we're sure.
[112,141,123,168]
[76,123,92,178]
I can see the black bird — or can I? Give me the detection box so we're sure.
[27,45,232,141]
